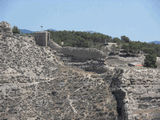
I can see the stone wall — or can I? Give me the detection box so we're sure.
[33,31,50,46]
[47,39,62,52]
[33,34,108,73]
[110,67,160,120]
[59,47,108,73]
[62,47,106,62]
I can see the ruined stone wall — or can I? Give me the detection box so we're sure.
[33,32,49,46]
[59,47,108,73]
[47,39,62,52]
[110,67,160,120]
[62,47,106,62]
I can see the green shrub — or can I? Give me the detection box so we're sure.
[121,35,130,42]
[144,54,157,68]
[12,26,20,34]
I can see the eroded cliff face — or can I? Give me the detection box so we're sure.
[0,22,117,120]
[110,67,160,120]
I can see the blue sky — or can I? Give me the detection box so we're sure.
[0,0,160,42]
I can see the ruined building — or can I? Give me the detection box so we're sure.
[33,31,50,46]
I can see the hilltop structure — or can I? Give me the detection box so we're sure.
[33,31,50,47]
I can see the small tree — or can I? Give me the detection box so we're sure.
[113,37,121,45]
[12,26,20,34]
[144,54,157,68]
[121,35,130,42]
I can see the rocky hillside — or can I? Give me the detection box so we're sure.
[1,21,160,120]
[53,37,160,119]
[0,22,117,120]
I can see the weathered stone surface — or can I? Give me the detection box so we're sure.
[1,21,160,120]
[47,39,62,52]
[0,22,117,120]
[57,44,160,120]
[157,57,160,68]
[0,21,12,36]
[62,47,106,61]
[110,67,160,120]
[58,47,108,73]
[47,35,160,120]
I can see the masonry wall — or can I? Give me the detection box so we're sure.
[47,39,62,51]
[62,47,106,62]
[34,32,49,46]
[110,68,160,120]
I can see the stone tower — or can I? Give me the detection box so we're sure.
[33,31,50,47]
